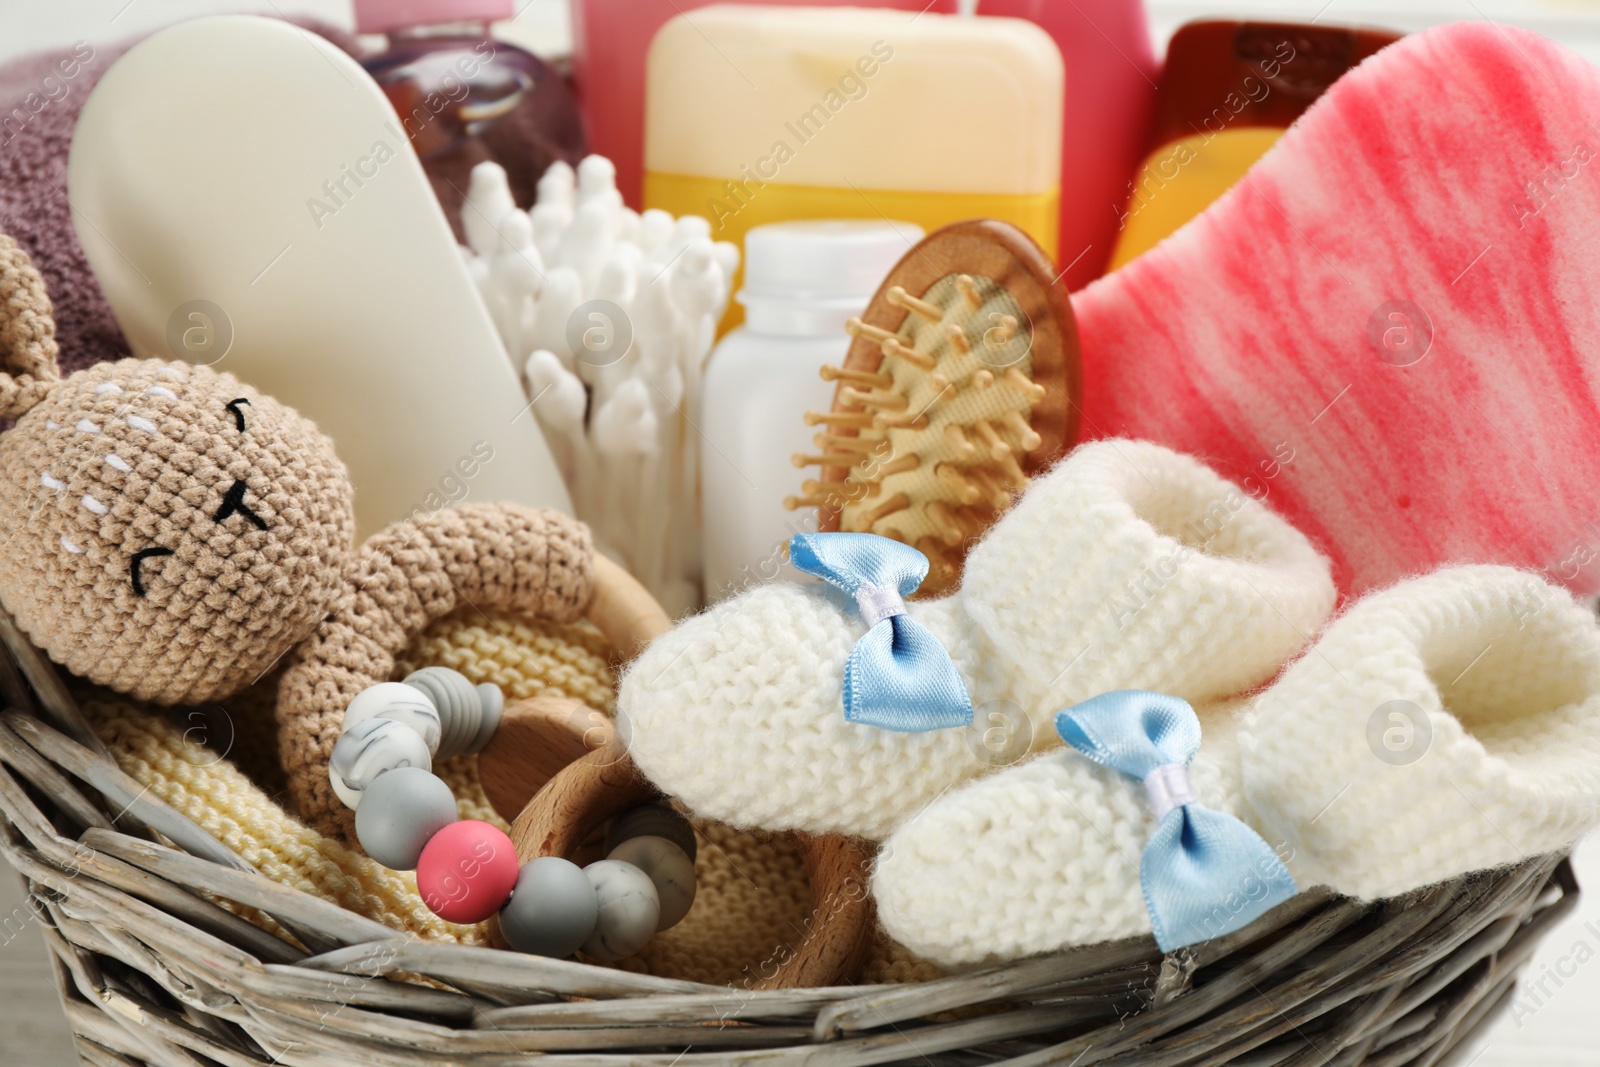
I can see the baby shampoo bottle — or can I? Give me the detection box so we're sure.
[643,5,1062,331]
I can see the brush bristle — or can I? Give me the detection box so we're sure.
[794,273,1043,597]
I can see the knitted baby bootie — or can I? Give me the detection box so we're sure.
[1239,565,1600,900]
[872,566,1600,967]
[872,697,1252,967]
[618,439,1334,841]
[1076,21,1600,596]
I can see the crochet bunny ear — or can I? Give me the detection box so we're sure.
[0,232,62,420]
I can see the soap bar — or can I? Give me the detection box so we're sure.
[1108,20,1399,271]
[67,16,571,539]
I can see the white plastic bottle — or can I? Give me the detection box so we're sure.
[67,16,571,541]
[700,220,919,601]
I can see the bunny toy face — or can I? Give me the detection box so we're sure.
[1,233,605,844]
[0,356,354,705]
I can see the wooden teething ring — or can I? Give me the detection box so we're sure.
[479,554,874,988]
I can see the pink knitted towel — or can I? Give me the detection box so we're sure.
[1075,21,1600,597]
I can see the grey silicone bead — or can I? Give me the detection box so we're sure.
[343,682,441,755]
[608,835,696,930]
[498,857,599,957]
[354,767,457,870]
[580,860,660,962]
[404,667,481,759]
[329,718,432,811]
[604,803,697,862]
[467,682,505,755]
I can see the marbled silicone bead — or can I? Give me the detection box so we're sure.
[329,717,432,811]
[608,835,696,930]
[354,767,458,870]
[342,681,443,755]
[498,857,600,957]
[417,820,520,924]
[580,859,661,962]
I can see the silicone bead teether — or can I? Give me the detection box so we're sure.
[417,820,520,924]
[499,857,600,957]
[354,767,459,870]
[404,667,504,759]
[608,835,695,930]
[604,802,698,862]
[580,859,661,962]
[342,682,442,755]
[329,717,432,811]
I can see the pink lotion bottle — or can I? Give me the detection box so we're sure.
[976,0,1158,290]
[357,0,587,240]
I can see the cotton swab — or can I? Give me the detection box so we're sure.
[461,157,737,615]
[464,163,518,259]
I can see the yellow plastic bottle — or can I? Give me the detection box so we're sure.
[643,4,1062,330]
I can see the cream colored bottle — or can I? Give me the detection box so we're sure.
[67,15,571,539]
[643,4,1063,332]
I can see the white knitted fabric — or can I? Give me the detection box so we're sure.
[619,440,1335,841]
[872,565,1600,967]
[1241,565,1600,900]
[873,700,1249,966]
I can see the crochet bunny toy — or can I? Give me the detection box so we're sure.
[0,232,595,840]
[618,437,1339,842]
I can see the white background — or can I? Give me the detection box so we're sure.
[1,1,1598,1064]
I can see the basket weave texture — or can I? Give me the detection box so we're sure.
[0,610,1579,1067]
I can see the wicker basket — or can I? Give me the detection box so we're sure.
[0,606,1579,1067]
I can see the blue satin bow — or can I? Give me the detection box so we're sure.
[789,533,973,732]
[1056,690,1297,951]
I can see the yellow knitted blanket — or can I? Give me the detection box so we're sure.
[83,606,939,986]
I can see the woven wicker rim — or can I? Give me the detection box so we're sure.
[0,607,1579,1066]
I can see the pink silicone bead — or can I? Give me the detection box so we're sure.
[416,820,519,924]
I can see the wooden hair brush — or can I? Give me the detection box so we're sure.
[787,220,1082,596]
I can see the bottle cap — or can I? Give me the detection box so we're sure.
[353,0,514,36]
[740,220,920,307]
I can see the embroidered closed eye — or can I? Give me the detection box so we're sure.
[225,397,250,432]
[129,546,174,597]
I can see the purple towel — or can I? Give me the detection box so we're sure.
[0,18,358,376]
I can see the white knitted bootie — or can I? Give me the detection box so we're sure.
[872,566,1600,967]
[1240,565,1600,900]
[618,440,1336,841]
[872,700,1251,967]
